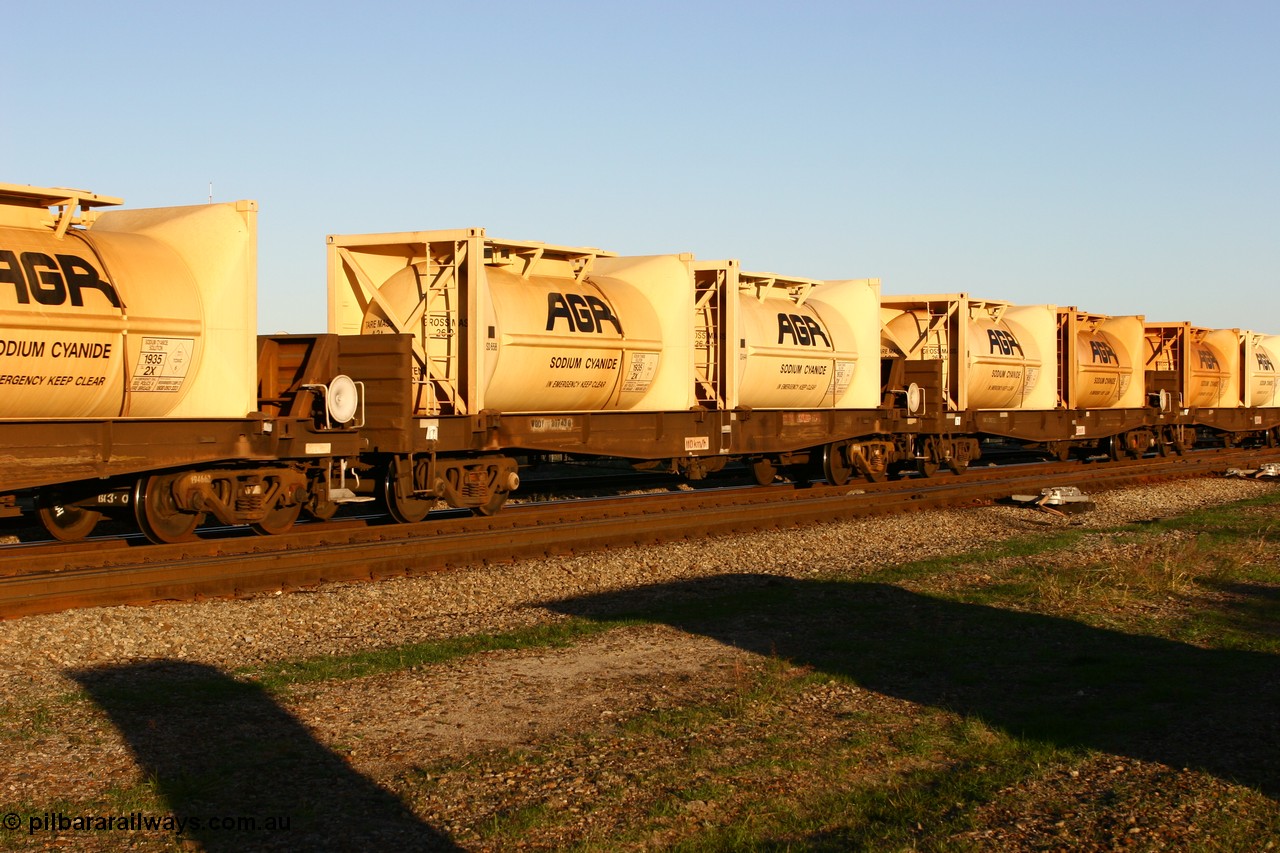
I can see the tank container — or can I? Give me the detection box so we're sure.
[328,228,693,415]
[1241,331,1280,408]
[805,277,882,408]
[690,262,879,410]
[1058,311,1144,409]
[880,294,1057,411]
[1144,323,1240,408]
[0,184,257,419]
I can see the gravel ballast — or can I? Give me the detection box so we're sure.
[0,477,1273,701]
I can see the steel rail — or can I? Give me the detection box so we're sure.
[0,447,1275,619]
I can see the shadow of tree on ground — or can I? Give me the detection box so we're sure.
[72,660,459,852]
[550,574,1280,799]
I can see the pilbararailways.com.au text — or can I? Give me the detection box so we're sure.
[4,811,291,835]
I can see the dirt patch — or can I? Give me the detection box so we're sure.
[290,625,758,769]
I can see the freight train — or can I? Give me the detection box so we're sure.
[2,184,1277,544]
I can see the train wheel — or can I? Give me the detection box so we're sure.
[251,500,302,536]
[133,475,203,544]
[380,467,431,524]
[750,458,779,486]
[821,443,853,486]
[37,500,102,542]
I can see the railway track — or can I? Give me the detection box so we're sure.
[1,447,1275,619]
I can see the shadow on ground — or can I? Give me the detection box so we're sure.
[549,574,1280,798]
[72,660,459,852]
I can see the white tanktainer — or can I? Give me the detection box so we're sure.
[689,260,880,411]
[1144,323,1241,409]
[1240,331,1280,409]
[879,294,1057,412]
[1057,310,1145,410]
[0,183,256,420]
[327,227,693,416]
[731,270,854,409]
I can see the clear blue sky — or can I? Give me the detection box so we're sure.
[4,1,1276,334]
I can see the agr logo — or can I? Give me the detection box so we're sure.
[987,328,1024,357]
[776,314,830,347]
[0,250,122,308]
[545,292,621,334]
[1089,339,1119,365]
